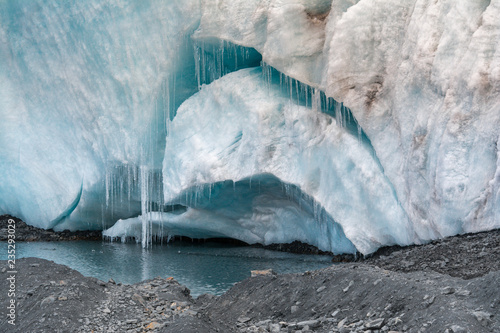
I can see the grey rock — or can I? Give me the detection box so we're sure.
[472,311,492,326]
[441,286,455,295]
[338,318,348,328]
[132,293,145,306]
[256,319,271,327]
[269,323,281,332]
[317,286,327,293]
[238,316,252,323]
[297,320,320,328]
[40,295,56,307]
[343,281,354,293]
[251,269,276,277]
[365,318,385,329]
[449,325,466,333]
[456,289,471,297]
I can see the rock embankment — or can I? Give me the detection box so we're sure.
[364,229,500,279]
[0,215,101,241]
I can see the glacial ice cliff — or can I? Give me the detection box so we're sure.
[1,0,500,254]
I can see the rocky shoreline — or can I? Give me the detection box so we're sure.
[0,216,499,332]
[0,215,102,242]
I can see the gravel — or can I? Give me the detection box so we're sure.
[1,216,499,332]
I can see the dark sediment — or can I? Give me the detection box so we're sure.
[362,229,500,280]
[0,215,102,241]
[257,240,333,255]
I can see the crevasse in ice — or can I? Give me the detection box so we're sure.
[2,0,500,254]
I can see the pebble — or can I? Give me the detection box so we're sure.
[449,325,466,333]
[238,317,252,323]
[317,286,327,293]
[269,323,280,332]
[425,296,435,306]
[365,318,385,329]
[472,311,492,326]
[251,269,276,277]
[40,295,56,307]
[441,287,455,295]
[145,321,161,329]
[297,320,320,328]
[343,281,354,292]
[338,318,348,328]
[132,293,146,306]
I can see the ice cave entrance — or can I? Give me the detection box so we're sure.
[104,173,357,255]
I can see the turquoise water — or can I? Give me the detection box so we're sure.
[0,241,332,297]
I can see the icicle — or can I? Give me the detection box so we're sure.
[140,166,150,248]
[119,170,124,205]
[200,42,206,86]
[312,88,320,113]
[295,79,299,105]
[220,40,225,78]
[341,102,345,128]
[233,43,238,69]
[105,170,110,209]
[194,44,201,90]
[303,85,306,109]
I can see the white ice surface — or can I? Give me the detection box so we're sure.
[194,0,500,239]
[153,68,413,254]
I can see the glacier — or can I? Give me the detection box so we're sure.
[1,0,500,254]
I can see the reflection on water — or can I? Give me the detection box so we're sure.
[0,241,332,296]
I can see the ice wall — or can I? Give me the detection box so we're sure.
[194,0,500,238]
[0,0,200,229]
[1,0,499,254]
